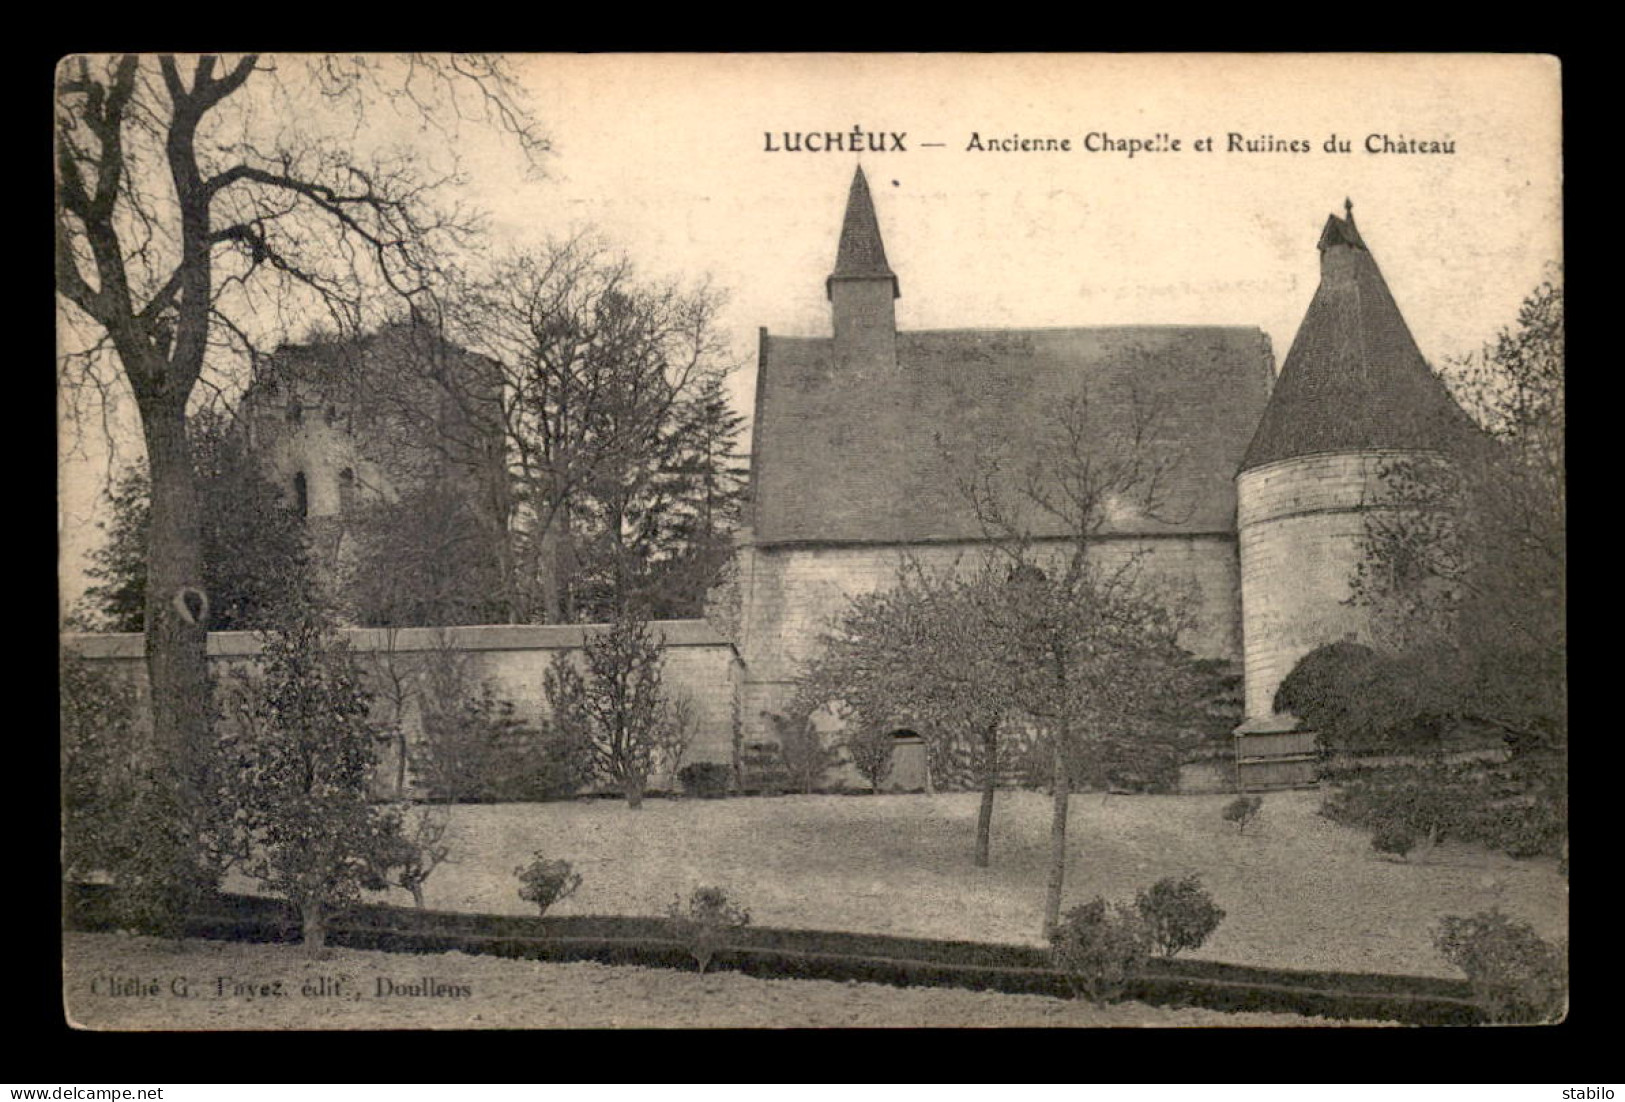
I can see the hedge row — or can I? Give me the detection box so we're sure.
[64,883,1481,1025]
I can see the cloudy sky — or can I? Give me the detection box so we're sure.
[58,53,1562,617]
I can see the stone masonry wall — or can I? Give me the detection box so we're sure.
[1236,452,1403,719]
[736,535,1241,743]
[830,280,897,373]
[63,621,741,793]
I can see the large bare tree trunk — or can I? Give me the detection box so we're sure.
[140,400,212,824]
[537,512,577,623]
[537,522,562,623]
[494,509,521,623]
[1042,738,1071,940]
[557,512,577,622]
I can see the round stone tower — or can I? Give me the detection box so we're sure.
[1235,202,1470,747]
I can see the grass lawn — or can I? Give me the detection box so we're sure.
[353,787,1566,979]
[61,932,1362,1029]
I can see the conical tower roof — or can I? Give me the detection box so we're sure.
[826,166,899,300]
[1240,202,1471,472]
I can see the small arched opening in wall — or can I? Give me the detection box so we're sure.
[888,728,930,793]
[293,471,308,518]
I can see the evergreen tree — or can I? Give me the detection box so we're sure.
[646,375,751,617]
[543,612,691,808]
[78,411,312,633]
[220,586,412,953]
[77,471,151,633]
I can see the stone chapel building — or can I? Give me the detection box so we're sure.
[732,167,1468,785]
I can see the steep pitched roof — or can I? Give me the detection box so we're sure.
[826,166,899,300]
[1240,206,1471,472]
[751,326,1274,545]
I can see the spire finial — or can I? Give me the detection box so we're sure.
[1345,197,1354,222]
[827,165,899,300]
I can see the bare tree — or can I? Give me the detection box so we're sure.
[800,556,1033,865]
[55,54,543,905]
[945,382,1203,937]
[802,379,1205,895]
[414,238,736,622]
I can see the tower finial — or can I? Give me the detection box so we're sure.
[827,165,899,301]
[1345,197,1354,222]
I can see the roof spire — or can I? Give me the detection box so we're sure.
[1241,203,1471,472]
[827,166,899,301]
[1317,196,1368,252]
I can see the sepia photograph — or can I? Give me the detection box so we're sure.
[56,53,1565,1030]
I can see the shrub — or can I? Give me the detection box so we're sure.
[1272,641,1384,750]
[1432,909,1568,1023]
[1371,824,1417,861]
[100,783,224,940]
[1460,793,1566,859]
[515,853,582,917]
[1134,875,1225,958]
[738,740,789,794]
[843,728,895,792]
[60,651,143,882]
[1317,760,1467,848]
[414,680,592,804]
[489,714,596,804]
[63,652,238,934]
[666,886,752,974]
[769,711,842,794]
[679,761,733,799]
[1074,730,1187,794]
[377,804,453,908]
[1320,756,1566,861]
[1049,897,1151,1003]
[1221,795,1263,834]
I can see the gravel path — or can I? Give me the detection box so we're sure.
[63,933,1372,1029]
[332,789,1565,978]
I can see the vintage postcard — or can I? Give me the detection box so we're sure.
[57,53,1564,1030]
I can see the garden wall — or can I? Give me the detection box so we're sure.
[62,621,742,795]
[733,533,1242,746]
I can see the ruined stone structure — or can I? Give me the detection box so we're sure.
[736,170,1469,782]
[237,321,504,588]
